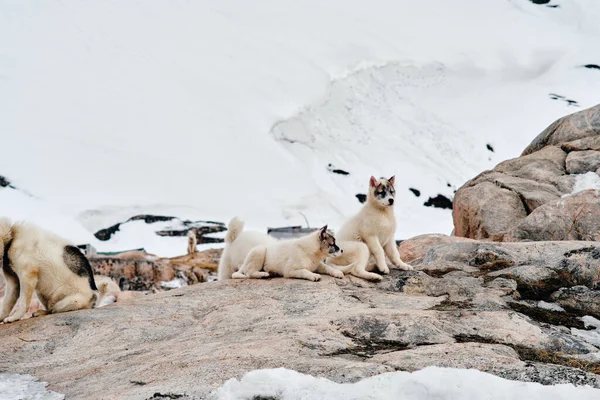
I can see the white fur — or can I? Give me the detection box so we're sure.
[0,219,110,323]
[232,227,344,282]
[217,217,277,281]
[335,176,413,276]
[187,230,197,255]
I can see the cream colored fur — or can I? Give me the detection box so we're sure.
[232,226,344,282]
[217,217,277,281]
[187,230,197,255]
[0,220,108,323]
[335,176,413,276]
[326,240,383,281]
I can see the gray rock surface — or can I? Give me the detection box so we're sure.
[2,235,600,399]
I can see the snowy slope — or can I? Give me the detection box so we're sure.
[212,367,600,400]
[1,0,600,255]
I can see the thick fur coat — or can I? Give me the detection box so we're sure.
[0,219,110,323]
[333,176,413,276]
[232,225,343,282]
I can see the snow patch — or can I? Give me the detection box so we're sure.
[571,316,600,348]
[211,367,600,400]
[538,300,566,312]
[0,374,64,400]
[571,172,600,195]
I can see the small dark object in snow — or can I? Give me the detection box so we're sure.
[424,194,453,210]
[409,188,421,197]
[486,144,494,152]
[0,175,10,187]
[356,193,367,204]
[447,183,452,187]
[529,0,550,4]
[130,381,147,386]
[549,94,579,107]
[327,163,350,175]
[546,4,560,7]
[583,64,600,70]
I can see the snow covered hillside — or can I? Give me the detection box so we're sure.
[1,0,600,255]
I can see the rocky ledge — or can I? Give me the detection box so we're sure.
[1,235,600,399]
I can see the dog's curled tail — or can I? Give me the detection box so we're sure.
[225,216,245,244]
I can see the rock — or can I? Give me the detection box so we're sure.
[522,104,600,156]
[399,234,475,264]
[453,105,600,242]
[551,286,600,319]
[566,150,600,174]
[505,190,600,242]
[2,237,600,399]
[452,181,527,240]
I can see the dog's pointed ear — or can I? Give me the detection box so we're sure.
[369,176,377,188]
[389,175,395,186]
[319,225,328,239]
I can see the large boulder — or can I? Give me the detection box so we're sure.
[453,104,600,242]
[2,235,600,399]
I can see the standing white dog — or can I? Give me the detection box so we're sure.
[232,225,344,282]
[330,176,413,277]
[217,217,277,280]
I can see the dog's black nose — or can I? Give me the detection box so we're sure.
[388,198,394,205]
[341,249,344,253]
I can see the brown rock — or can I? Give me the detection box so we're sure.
[453,181,527,240]
[505,190,600,242]
[522,104,600,156]
[566,150,600,174]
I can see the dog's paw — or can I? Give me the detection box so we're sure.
[3,315,20,323]
[231,272,246,279]
[379,266,390,274]
[398,262,414,271]
[310,273,322,282]
[370,274,383,282]
[331,269,344,279]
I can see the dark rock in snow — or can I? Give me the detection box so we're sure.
[423,194,453,209]
[327,163,350,175]
[486,144,494,152]
[356,193,367,203]
[583,64,600,70]
[408,188,421,197]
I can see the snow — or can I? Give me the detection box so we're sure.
[212,367,600,400]
[572,316,600,348]
[0,374,64,400]
[538,300,565,312]
[2,0,600,256]
[571,172,600,195]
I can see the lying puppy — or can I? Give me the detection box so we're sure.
[0,219,111,323]
[232,225,343,281]
[335,176,413,276]
[217,216,277,280]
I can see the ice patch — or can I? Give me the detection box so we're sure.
[0,374,64,400]
[211,367,600,400]
[160,272,189,289]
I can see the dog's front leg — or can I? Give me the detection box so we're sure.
[285,269,321,282]
[364,236,389,274]
[51,294,89,313]
[384,239,413,271]
[317,261,344,279]
[3,267,39,323]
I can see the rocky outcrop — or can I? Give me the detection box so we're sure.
[2,235,600,399]
[453,104,600,241]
